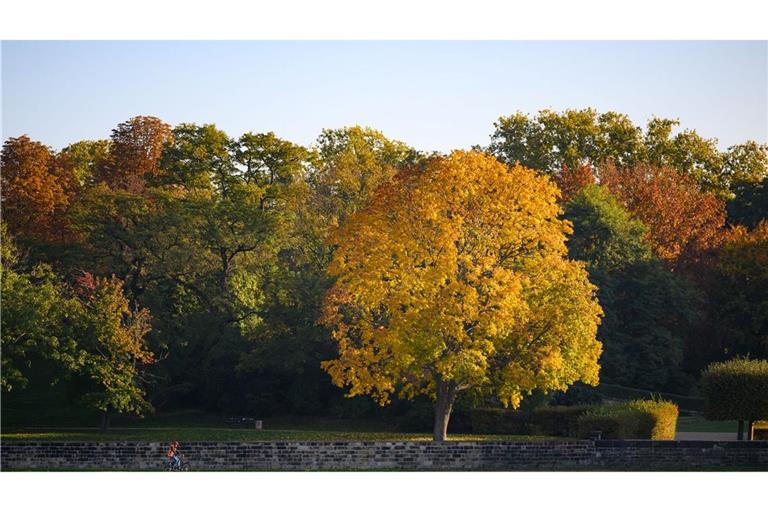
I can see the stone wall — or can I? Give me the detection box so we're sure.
[2,440,767,471]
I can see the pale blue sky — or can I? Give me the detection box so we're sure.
[2,41,766,152]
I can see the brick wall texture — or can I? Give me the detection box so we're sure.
[2,440,767,471]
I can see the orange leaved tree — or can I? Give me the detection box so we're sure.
[599,162,726,266]
[320,151,603,440]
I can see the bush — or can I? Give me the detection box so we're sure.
[530,405,594,437]
[626,399,679,440]
[577,406,649,439]
[576,399,679,440]
[597,383,704,412]
[701,358,768,422]
[755,421,768,440]
[470,408,532,435]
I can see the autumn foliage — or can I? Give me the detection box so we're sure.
[96,116,173,192]
[599,162,726,264]
[1,136,78,242]
[554,164,596,203]
[1,109,765,436]
[320,151,602,440]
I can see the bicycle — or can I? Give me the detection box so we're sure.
[164,453,191,471]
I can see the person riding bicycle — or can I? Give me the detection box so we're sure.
[166,441,181,470]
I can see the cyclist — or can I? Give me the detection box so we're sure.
[166,441,181,470]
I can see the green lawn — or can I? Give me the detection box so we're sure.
[2,408,760,442]
[675,416,739,433]
[1,409,560,442]
[0,428,556,443]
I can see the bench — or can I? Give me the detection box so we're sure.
[225,417,263,430]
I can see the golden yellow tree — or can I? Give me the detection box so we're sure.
[320,151,603,440]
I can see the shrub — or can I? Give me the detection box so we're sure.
[701,358,768,422]
[577,406,649,439]
[755,421,768,441]
[470,408,532,435]
[530,405,594,437]
[597,383,704,412]
[626,399,679,440]
[576,399,679,440]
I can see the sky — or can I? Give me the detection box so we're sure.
[2,41,767,153]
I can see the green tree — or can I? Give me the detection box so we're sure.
[489,109,645,173]
[488,109,750,201]
[564,184,651,271]
[70,274,155,430]
[644,117,725,195]
[308,126,418,226]
[156,123,235,192]
[709,222,768,359]
[0,225,82,391]
[61,139,111,187]
[236,127,420,413]
[563,185,702,392]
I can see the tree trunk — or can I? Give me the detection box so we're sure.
[433,381,458,442]
[100,410,111,433]
[737,420,744,440]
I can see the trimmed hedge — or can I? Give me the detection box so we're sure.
[470,408,531,435]
[576,400,679,440]
[627,399,679,440]
[530,405,594,437]
[755,421,768,441]
[701,358,768,422]
[598,383,704,412]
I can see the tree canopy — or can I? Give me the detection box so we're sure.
[320,151,602,440]
[1,110,765,434]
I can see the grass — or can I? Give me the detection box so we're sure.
[0,428,556,443]
[1,409,560,442]
[2,407,761,442]
[675,416,739,433]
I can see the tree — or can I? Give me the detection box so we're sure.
[156,123,235,192]
[308,126,418,227]
[701,358,768,440]
[0,224,83,391]
[488,109,645,174]
[488,109,742,199]
[320,151,602,441]
[564,185,701,392]
[709,222,768,359]
[72,274,155,430]
[1,136,78,243]
[1,227,154,428]
[728,178,768,229]
[96,116,172,192]
[234,132,308,187]
[61,139,111,187]
[599,162,726,266]
[722,142,768,190]
[563,184,651,271]
[644,117,725,195]
[554,164,596,203]
[724,143,768,228]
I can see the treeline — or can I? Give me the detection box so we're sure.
[1,109,766,422]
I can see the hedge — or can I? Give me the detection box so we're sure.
[576,400,679,440]
[597,383,704,412]
[626,399,679,440]
[701,358,768,422]
[755,421,768,441]
[470,408,531,435]
[530,405,594,437]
